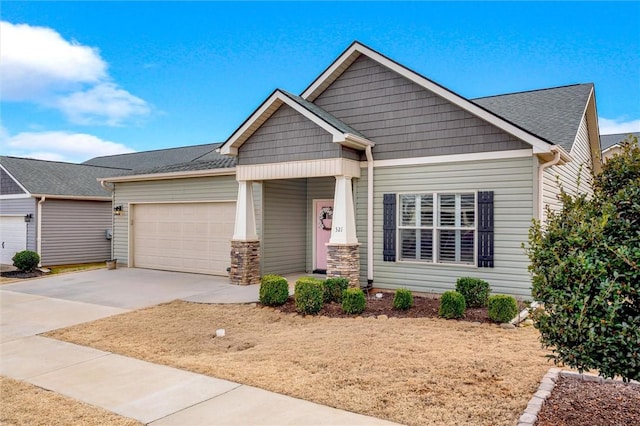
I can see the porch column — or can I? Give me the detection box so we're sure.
[230,180,260,285]
[327,175,360,287]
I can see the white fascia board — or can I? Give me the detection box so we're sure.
[30,194,111,201]
[100,167,236,183]
[361,148,533,168]
[302,42,553,154]
[0,194,32,200]
[0,164,31,195]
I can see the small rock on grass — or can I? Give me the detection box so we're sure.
[500,323,516,330]
[377,315,389,320]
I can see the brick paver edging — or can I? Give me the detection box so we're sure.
[517,368,640,425]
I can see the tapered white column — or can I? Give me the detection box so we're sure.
[233,180,257,241]
[330,175,358,244]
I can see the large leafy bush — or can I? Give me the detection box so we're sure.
[526,136,640,381]
[12,250,40,272]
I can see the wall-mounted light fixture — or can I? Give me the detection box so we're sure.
[24,213,33,223]
[113,205,123,216]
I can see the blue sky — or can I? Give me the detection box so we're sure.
[2,1,639,163]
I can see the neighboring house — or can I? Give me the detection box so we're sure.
[0,157,129,266]
[100,41,601,298]
[600,132,640,161]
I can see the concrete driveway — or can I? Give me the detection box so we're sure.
[1,267,260,309]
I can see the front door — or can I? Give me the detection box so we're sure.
[314,200,333,272]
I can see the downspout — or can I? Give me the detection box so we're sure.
[37,197,45,266]
[100,180,115,260]
[538,149,562,225]
[365,146,374,286]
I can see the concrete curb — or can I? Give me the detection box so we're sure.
[517,368,640,426]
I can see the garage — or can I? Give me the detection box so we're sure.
[1,216,27,265]
[131,202,236,275]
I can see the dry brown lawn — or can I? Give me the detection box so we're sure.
[0,376,141,426]
[46,301,552,426]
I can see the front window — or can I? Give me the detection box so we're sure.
[398,193,476,265]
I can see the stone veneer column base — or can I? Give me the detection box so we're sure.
[230,240,260,286]
[326,243,360,288]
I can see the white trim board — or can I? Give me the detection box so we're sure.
[360,149,534,168]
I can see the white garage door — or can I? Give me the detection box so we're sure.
[1,216,27,265]
[132,202,236,275]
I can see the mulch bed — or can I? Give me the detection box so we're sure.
[0,270,46,279]
[536,376,640,426]
[272,293,526,323]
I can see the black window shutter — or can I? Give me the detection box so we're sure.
[477,191,494,267]
[383,194,396,262]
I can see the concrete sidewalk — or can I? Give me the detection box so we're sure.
[1,271,401,425]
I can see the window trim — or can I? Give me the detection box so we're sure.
[396,191,478,267]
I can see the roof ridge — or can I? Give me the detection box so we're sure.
[85,142,221,162]
[472,83,593,100]
[0,156,132,171]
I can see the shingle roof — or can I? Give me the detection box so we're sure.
[600,132,640,151]
[279,90,367,139]
[133,157,236,175]
[473,84,593,152]
[0,156,130,197]
[83,143,220,170]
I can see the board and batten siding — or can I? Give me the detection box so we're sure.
[262,179,306,275]
[355,156,537,298]
[112,176,262,267]
[40,199,112,265]
[0,197,37,252]
[543,114,594,216]
[314,55,530,160]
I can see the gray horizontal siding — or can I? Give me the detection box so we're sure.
[543,114,594,216]
[262,179,306,275]
[0,197,37,252]
[238,104,339,165]
[1,169,26,195]
[112,176,257,267]
[355,156,537,298]
[314,55,530,160]
[40,199,112,265]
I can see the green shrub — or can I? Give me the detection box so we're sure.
[294,278,324,315]
[393,288,414,310]
[323,277,349,303]
[342,288,366,314]
[12,250,40,272]
[259,275,289,306]
[455,277,491,308]
[487,295,519,323]
[438,291,466,319]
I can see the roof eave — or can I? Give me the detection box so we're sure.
[30,194,112,201]
[100,167,237,183]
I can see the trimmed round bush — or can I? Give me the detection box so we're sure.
[342,288,366,314]
[487,295,519,323]
[294,278,324,315]
[259,275,289,306]
[438,291,466,319]
[393,288,414,310]
[455,277,491,308]
[12,250,40,272]
[323,277,349,303]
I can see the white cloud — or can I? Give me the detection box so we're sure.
[599,117,640,135]
[2,130,135,163]
[56,83,151,126]
[0,20,150,126]
[0,21,107,100]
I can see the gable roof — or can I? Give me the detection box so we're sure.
[600,132,640,151]
[84,143,220,170]
[298,41,557,154]
[473,84,594,152]
[220,89,374,155]
[0,156,129,199]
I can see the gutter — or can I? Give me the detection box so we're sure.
[37,197,45,266]
[100,167,236,183]
[365,146,374,286]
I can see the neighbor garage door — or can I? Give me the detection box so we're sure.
[0,216,27,265]
[132,202,235,275]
